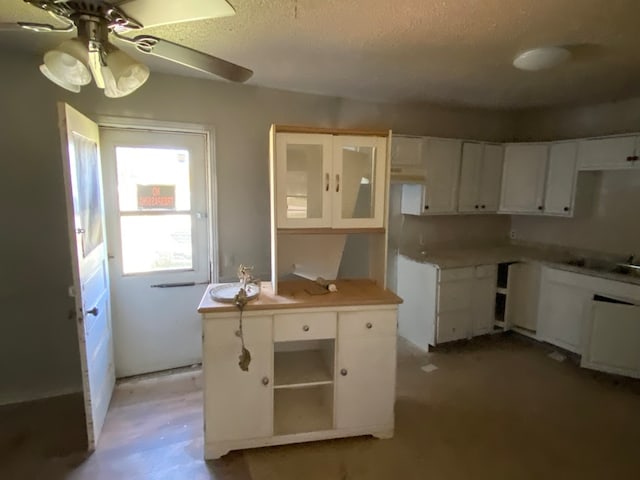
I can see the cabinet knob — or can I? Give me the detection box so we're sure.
[626,156,638,162]
[302,325,310,332]
[481,205,486,209]
[563,206,569,212]
[475,205,479,209]
[424,205,429,210]
[538,206,543,211]
[366,322,372,329]
[261,376,269,386]
[340,368,348,376]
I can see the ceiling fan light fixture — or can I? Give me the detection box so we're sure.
[43,38,92,85]
[513,46,571,71]
[39,64,81,93]
[106,48,150,95]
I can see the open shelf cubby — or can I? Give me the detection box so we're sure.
[274,384,334,436]
[274,348,334,388]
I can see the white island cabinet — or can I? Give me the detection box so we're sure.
[199,279,401,459]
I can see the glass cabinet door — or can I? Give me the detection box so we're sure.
[332,136,387,228]
[275,133,333,228]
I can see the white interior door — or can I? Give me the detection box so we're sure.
[100,127,211,377]
[58,103,115,450]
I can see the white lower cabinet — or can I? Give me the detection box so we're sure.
[537,266,640,370]
[581,299,640,378]
[473,271,498,335]
[397,257,496,349]
[203,315,274,442]
[203,306,397,459]
[336,311,396,430]
[505,263,541,332]
[537,268,592,353]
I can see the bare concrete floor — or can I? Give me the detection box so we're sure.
[2,333,639,479]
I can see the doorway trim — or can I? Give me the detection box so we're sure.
[96,116,219,284]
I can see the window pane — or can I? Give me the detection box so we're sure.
[116,147,191,211]
[341,146,375,219]
[286,144,324,219]
[120,215,192,274]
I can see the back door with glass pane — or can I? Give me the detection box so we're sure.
[100,127,210,377]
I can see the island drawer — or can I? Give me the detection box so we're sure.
[274,312,337,341]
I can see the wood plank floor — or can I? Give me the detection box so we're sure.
[2,334,640,479]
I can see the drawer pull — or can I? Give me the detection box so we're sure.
[340,368,348,376]
[261,376,269,386]
[366,322,372,329]
[302,325,310,332]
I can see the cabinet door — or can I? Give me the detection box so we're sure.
[457,142,483,213]
[577,136,637,170]
[544,142,578,216]
[332,136,387,228]
[390,136,423,167]
[537,274,590,353]
[499,144,548,214]
[275,133,333,228]
[437,311,471,343]
[478,144,504,212]
[397,257,438,350]
[472,271,497,336]
[505,263,541,331]
[336,311,396,430]
[422,138,462,214]
[582,300,640,378]
[204,316,273,442]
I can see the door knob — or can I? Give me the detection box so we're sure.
[261,376,269,386]
[340,368,348,376]
[86,307,99,316]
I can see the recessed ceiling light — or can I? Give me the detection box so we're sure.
[513,46,571,71]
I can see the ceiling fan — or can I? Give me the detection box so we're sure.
[4,0,253,97]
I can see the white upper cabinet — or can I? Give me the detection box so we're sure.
[390,135,426,183]
[401,137,461,215]
[457,142,482,213]
[275,133,387,229]
[275,133,333,228]
[458,142,503,213]
[499,143,548,214]
[331,136,388,229]
[544,141,578,216]
[391,135,422,166]
[577,135,640,170]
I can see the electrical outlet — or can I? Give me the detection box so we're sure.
[509,230,516,239]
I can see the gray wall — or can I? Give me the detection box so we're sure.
[0,49,515,404]
[510,97,640,256]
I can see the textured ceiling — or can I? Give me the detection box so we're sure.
[1,0,640,109]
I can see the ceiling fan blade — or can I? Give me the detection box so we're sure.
[117,0,235,29]
[0,23,23,32]
[133,35,253,83]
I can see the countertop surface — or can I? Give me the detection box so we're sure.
[198,278,403,314]
[399,244,640,286]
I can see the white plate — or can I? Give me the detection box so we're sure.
[210,283,260,303]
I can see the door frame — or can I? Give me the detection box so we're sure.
[96,116,218,284]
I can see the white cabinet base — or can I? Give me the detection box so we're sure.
[205,425,394,460]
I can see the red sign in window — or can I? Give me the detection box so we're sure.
[137,185,176,210]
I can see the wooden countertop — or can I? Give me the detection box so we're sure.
[197,279,402,314]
